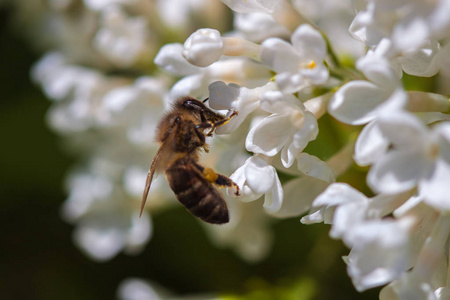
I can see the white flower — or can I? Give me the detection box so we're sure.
[208,80,276,133]
[94,5,150,67]
[345,218,412,291]
[102,76,167,146]
[229,154,283,214]
[329,53,407,125]
[302,183,422,291]
[221,0,282,14]
[73,210,152,261]
[117,278,165,300]
[349,0,450,51]
[83,0,139,11]
[379,214,450,300]
[117,278,219,300]
[61,163,152,261]
[260,24,329,93]
[154,43,200,76]
[354,119,390,166]
[182,28,224,67]
[246,91,318,168]
[368,111,450,211]
[32,53,126,132]
[156,0,205,28]
[301,183,368,226]
[154,43,272,101]
[234,12,290,42]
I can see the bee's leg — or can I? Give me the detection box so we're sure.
[196,110,239,133]
[214,172,240,196]
[192,125,209,152]
[193,162,240,196]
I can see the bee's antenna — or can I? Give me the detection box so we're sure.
[202,97,209,103]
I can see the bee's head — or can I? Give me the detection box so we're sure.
[175,97,224,122]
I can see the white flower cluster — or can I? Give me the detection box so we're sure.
[12,0,450,298]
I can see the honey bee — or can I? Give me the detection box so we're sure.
[140,97,240,224]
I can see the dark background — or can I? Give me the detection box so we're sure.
[0,6,380,300]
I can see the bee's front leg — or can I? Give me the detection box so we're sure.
[196,110,239,133]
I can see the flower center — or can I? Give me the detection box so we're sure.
[299,60,316,70]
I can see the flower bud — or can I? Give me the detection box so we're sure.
[182,28,223,67]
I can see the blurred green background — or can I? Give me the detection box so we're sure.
[0,5,380,300]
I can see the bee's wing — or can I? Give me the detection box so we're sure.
[140,144,166,217]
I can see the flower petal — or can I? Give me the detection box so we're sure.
[246,114,292,156]
[208,81,241,110]
[262,172,283,213]
[354,120,389,166]
[329,80,389,125]
[260,38,300,73]
[221,0,281,13]
[345,220,410,291]
[274,176,329,218]
[281,112,318,167]
[182,28,224,67]
[420,159,450,211]
[297,153,335,183]
[154,43,200,76]
[291,24,326,62]
[368,150,433,194]
[377,111,429,151]
[245,155,275,195]
[259,91,304,115]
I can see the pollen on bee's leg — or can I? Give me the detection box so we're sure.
[203,167,218,183]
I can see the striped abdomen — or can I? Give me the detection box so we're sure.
[165,157,229,224]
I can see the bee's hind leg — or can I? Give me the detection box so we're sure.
[214,173,240,196]
[193,162,240,196]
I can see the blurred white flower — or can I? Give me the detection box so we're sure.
[61,161,153,261]
[368,111,450,211]
[154,43,200,76]
[102,76,168,146]
[344,218,412,291]
[349,0,450,51]
[156,0,203,28]
[221,0,281,14]
[117,278,164,300]
[94,5,151,67]
[32,52,127,132]
[117,278,222,300]
[260,24,329,93]
[233,12,290,42]
[83,0,139,11]
[292,0,365,58]
[380,214,450,300]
